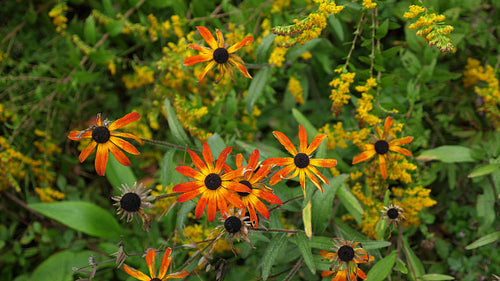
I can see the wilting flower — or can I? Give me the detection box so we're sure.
[111,182,154,230]
[352,116,413,179]
[231,150,282,227]
[212,209,253,255]
[263,125,337,197]
[183,26,253,83]
[381,203,406,229]
[320,238,373,281]
[172,143,251,222]
[68,112,143,176]
[123,248,188,280]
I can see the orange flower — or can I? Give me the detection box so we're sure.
[320,239,374,281]
[352,116,413,179]
[123,248,188,280]
[183,26,253,83]
[68,112,142,176]
[231,149,282,227]
[263,125,337,197]
[172,143,251,222]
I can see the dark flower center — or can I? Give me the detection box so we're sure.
[374,140,389,155]
[224,216,242,234]
[92,126,111,143]
[387,208,399,219]
[337,245,355,262]
[120,192,141,212]
[205,173,222,190]
[294,153,310,168]
[150,278,161,281]
[213,48,229,64]
[237,180,252,196]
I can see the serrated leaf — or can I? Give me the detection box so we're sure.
[256,34,277,64]
[337,183,363,224]
[418,274,455,280]
[164,98,191,146]
[31,250,97,281]
[262,233,288,280]
[366,250,397,281]
[176,201,196,239]
[294,231,315,273]
[417,146,476,163]
[246,67,271,114]
[468,163,500,178]
[29,202,122,239]
[106,153,137,189]
[465,231,500,250]
[312,174,348,233]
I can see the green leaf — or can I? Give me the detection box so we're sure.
[148,0,171,7]
[246,67,271,114]
[256,33,277,64]
[261,233,288,281]
[89,50,114,64]
[161,149,176,188]
[375,19,389,39]
[291,108,318,137]
[312,174,348,233]
[28,202,122,239]
[417,146,476,163]
[476,189,496,232]
[207,133,226,157]
[465,231,500,250]
[403,236,425,280]
[328,16,344,41]
[106,153,137,189]
[84,16,96,45]
[286,38,321,62]
[107,21,124,37]
[468,163,500,178]
[366,250,397,281]
[164,98,191,146]
[337,183,363,224]
[418,274,456,280]
[303,199,312,238]
[294,231,316,274]
[176,200,196,239]
[394,258,408,274]
[31,250,96,281]
[361,240,392,250]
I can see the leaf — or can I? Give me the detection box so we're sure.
[418,274,456,280]
[176,200,196,239]
[89,50,114,64]
[207,133,226,157]
[161,149,176,188]
[468,163,500,178]
[29,202,122,239]
[107,21,124,37]
[294,231,316,274]
[303,199,312,238]
[256,33,277,64]
[312,174,348,233]
[376,19,389,39]
[337,183,364,224]
[245,66,271,114]
[163,98,192,146]
[291,108,318,137]
[394,258,408,274]
[84,16,96,45]
[328,16,344,41]
[235,140,288,159]
[366,250,397,281]
[106,153,137,189]
[286,38,321,62]
[417,146,476,163]
[403,236,425,280]
[465,231,500,250]
[261,233,288,281]
[31,250,96,281]
[361,240,392,250]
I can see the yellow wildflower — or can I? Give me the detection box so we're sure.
[288,77,304,104]
[362,0,377,9]
[35,187,65,202]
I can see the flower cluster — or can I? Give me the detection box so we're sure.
[48,4,68,34]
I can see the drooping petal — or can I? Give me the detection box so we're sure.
[253,190,282,205]
[227,35,253,53]
[389,145,413,157]
[272,130,298,156]
[304,168,323,192]
[228,56,252,79]
[173,181,205,192]
[307,165,329,184]
[110,131,143,144]
[319,250,337,260]
[145,248,156,278]
[95,142,111,176]
[298,125,308,153]
[215,146,232,173]
[183,53,213,66]
[176,188,203,202]
[320,270,335,278]
[108,112,140,131]
[357,268,367,280]
[269,165,296,185]
[174,166,205,181]
[262,157,294,167]
[382,116,394,139]
[109,143,131,166]
[78,141,97,163]
[187,149,208,174]
[187,43,212,53]
[110,136,140,155]
[68,130,92,140]
[196,26,218,50]
[198,60,217,82]
[305,133,327,155]
[195,193,209,219]
[158,248,172,279]
[390,136,414,146]
[216,192,229,218]
[253,198,270,219]
[299,170,306,196]
[202,142,215,171]
[378,154,388,179]
[246,202,259,226]
[164,270,189,279]
[352,149,377,164]
[96,114,103,126]
[310,158,337,168]
[250,164,272,183]
[123,264,150,281]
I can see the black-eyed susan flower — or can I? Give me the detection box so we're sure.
[352,116,413,180]
[320,238,374,281]
[123,248,189,280]
[68,112,143,176]
[172,143,251,222]
[263,125,337,198]
[183,26,253,83]
[213,209,253,254]
[112,182,153,230]
[381,203,406,229]
[230,150,282,227]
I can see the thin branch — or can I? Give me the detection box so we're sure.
[268,195,303,212]
[283,258,303,281]
[251,228,297,234]
[140,138,200,153]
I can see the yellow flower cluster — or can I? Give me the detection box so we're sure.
[329,71,355,116]
[288,77,304,104]
[391,185,436,227]
[122,66,155,89]
[386,154,417,183]
[147,14,184,41]
[355,77,380,126]
[35,187,65,202]
[268,45,288,67]
[92,10,147,38]
[319,122,349,149]
[362,0,377,9]
[48,4,68,33]
[0,103,16,123]
[177,224,231,254]
[463,58,500,127]
[405,5,455,53]
[33,131,62,156]
[271,0,290,13]
[172,95,211,142]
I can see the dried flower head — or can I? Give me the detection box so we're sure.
[112,182,154,230]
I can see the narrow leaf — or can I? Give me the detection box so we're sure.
[418,274,456,280]
[176,200,196,239]
[164,98,191,146]
[417,146,475,163]
[261,233,288,280]
[245,66,271,114]
[337,183,364,224]
[303,199,312,238]
[256,33,277,63]
[312,174,348,233]
[403,236,425,280]
[366,250,396,281]
[468,163,500,178]
[106,152,137,188]
[295,231,316,273]
[465,231,500,250]
[161,149,176,189]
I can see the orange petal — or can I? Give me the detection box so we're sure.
[304,168,323,192]
[246,203,259,226]
[68,130,92,140]
[108,112,140,131]
[390,136,414,146]
[174,166,205,181]
[298,125,308,153]
[299,170,306,197]
[158,248,172,279]
[247,149,260,170]
[253,189,282,205]
[123,264,150,281]
[215,146,233,173]
[110,131,143,144]
[221,167,244,181]
[187,149,208,174]
[224,190,245,209]
[383,116,394,138]
[109,143,131,166]
[183,53,212,66]
[357,269,367,280]
[389,145,412,157]
[320,270,335,277]
[196,26,217,50]
[310,158,337,168]
[228,56,252,78]
[224,181,251,193]
[146,248,156,278]
[202,142,214,171]
[378,154,388,179]
[273,130,298,156]
[307,165,329,184]
[110,136,140,155]
[216,192,229,217]
[165,270,189,279]
[95,143,110,176]
[176,188,202,202]
[78,141,97,163]
[305,133,327,155]
[262,157,294,167]
[187,44,211,53]
[253,198,270,219]
[172,181,204,192]
[269,165,296,185]
[236,153,244,168]
[227,35,253,53]
[195,193,209,219]
[96,114,103,126]
[352,149,376,164]
[250,164,271,183]
[198,60,217,82]
[206,194,217,221]
[215,29,225,48]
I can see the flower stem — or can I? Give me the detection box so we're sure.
[154,192,182,201]
[140,138,201,153]
[251,228,297,234]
